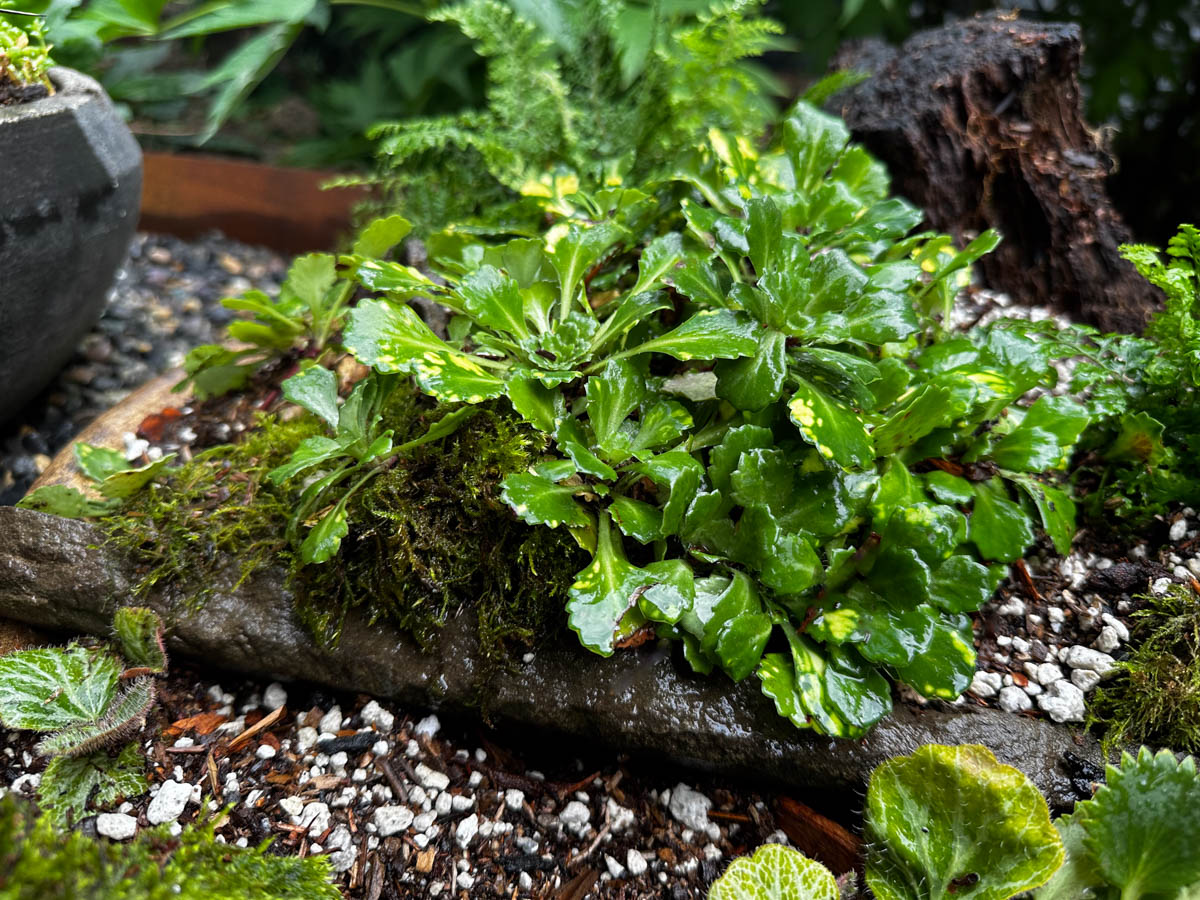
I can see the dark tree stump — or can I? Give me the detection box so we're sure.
[830,13,1160,333]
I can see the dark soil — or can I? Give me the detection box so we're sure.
[0,81,47,105]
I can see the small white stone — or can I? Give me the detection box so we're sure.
[295,727,319,754]
[518,871,533,891]
[998,686,1032,713]
[669,783,711,832]
[414,714,441,738]
[256,744,277,760]
[969,671,1001,698]
[326,826,357,873]
[1094,626,1121,653]
[374,805,414,837]
[1035,663,1064,685]
[996,598,1026,618]
[413,811,436,832]
[451,794,474,812]
[300,801,331,837]
[468,770,482,788]
[560,800,591,834]
[455,813,478,849]
[146,781,191,825]
[1152,576,1173,596]
[456,872,475,891]
[435,791,453,818]
[413,833,429,849]
[607,798,636,833]
[360,700,395,733]
[626,849,648,877]
[1061,645,1118,677]
[318,706,342,736]
[504,789,525,811]
[1010,636,1032,654]
[1170,518,1189,542]
[262,682,287,710]
[414,762,450,792]
[604,854,626,879]
[1175,565,1192,581]
[173,737,195,749]
[352,768,368,783]
[329,751,349,775]
[995,634,1012,647]
[1071,668,1102,692]
[1038,680,1086,723]
[1101,613,1130,642]
[96,813,137,841]
[371,740,389,757]
[1023,681,1043,696]
[1047,607,1065,626]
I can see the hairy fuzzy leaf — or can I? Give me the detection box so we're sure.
[1075,748,1200,898]
[38,743,146,828]
[112,608,167,675]
[708,843,839,900]
[865,744,1064,900]
[36,677,156,758]
[0,646,120,734]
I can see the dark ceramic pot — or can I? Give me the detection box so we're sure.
[0,67,141,424]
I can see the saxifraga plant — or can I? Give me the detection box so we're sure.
[0,13,53,92]
[261,98,1095,738]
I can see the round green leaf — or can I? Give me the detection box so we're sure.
[709,843,839,900]
[865,744,1063,900]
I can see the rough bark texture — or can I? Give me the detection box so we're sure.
[0,505,1098,809]
[830,13,1160,333]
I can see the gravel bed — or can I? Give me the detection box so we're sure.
[0,232,287,505]
[1,665,799,898]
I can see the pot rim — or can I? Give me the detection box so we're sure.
[0,66,106,124]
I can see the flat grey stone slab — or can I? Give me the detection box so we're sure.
[0,506,1098,807]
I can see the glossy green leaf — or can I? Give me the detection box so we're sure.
[345,298,457,369]
[0,646,120,733]
[928,556,1001,614]
[551,222,625,315]
[871,384,954,457]
[500,473,593,530]
[16,485,119,519]
[714,612,773,682]
[74,444,131,484]
[1014,477,1077,556]
[788,378,874,469]
[458,265,530,340]
[300,502,349,565]
[112,608,166,674]
[284,252,337,311]
[970,479,1035,562]
[865,744,1063,900]
[630,233,684,295]
[893,618,976,700]
[610,496,662,543]
[668,258,727,306]
[822,645,892,732]
[619,310,757,362]
[97,454,177,500]
[282,365,339,430]
[715,329,788,410]
[352,215,412,258]
[1075,748,1200,898]
[585,359,646,460]
[708,843,838,900]
[591,291,672,352]
[567,512,687,655]
[990,426,1062,472]
[782,102,850,194]
[506,376,562,433]
[745,196,783,274]
[636,451,704,535]
[268,436,345,484]
[922,471,974,505]
[736,506,822,595]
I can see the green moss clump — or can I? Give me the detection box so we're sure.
[103,415,325,608]
[1089,584,1200,755]
[105,382,584,667]
[292,401,586,665]
[0,795,340,899]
